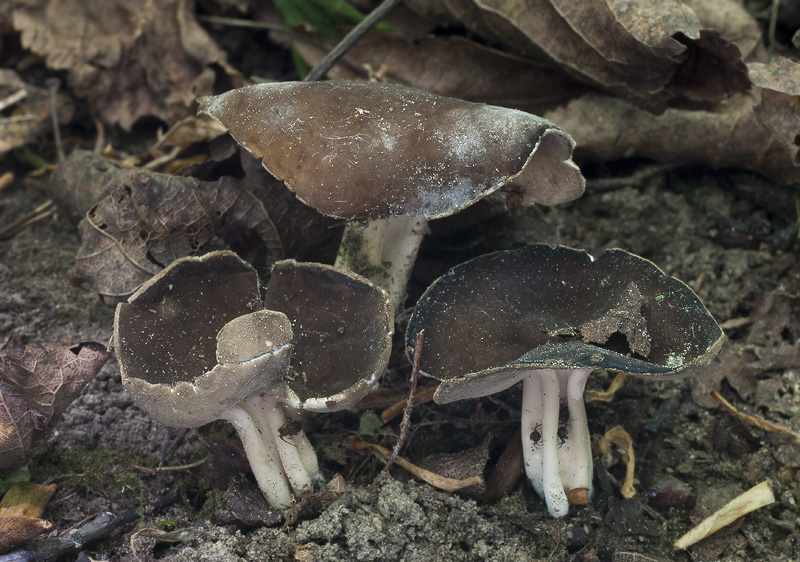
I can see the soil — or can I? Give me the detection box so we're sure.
[2,155,800,562]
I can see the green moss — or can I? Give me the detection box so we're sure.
[31,444,158,500]
[157,517,177,530]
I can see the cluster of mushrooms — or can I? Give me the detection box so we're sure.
[114,81,723,516]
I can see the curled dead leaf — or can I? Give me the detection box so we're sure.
[57,151,283,304]
[411,0,752,111]
[545,90,800,184]
[11,0,241,129]
[0,516,52,554]
[293,32,582,114]
[0,342,109,470]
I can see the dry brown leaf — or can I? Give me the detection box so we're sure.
[0,516,51,554]
[684,0,765,61]
[0,482,56,518]
[12,0,242,130]
[483,429,524,501]
[64,152,283,304]
[0,342,108,470]
[419,434,490,497]
[748,57,800,169]
[49,150,134,219]
[745,290,797,346]
[545,90,800,184]
[155,115,228,152]
[293,32,582,114]
[417,0,752,111]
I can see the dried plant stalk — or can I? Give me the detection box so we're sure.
[598,426,636,499]
[673,480,775,550]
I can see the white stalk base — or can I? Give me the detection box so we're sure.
[521,369,593,517]
[223,393,320,508]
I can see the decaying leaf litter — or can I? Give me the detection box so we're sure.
[1,0,800,559]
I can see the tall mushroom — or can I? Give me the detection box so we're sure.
[198,81,584,313]
[406,245,723,517]
[114,251,391,508]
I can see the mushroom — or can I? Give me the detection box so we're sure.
[198,81,584,313]
[114,251,391,508]
[406,245,723,517]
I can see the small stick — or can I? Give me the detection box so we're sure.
[142,146,181,170]
[45,78,64,163]
[768,0,781,50]
[304,0,402,82]
[380,330,423,477]
[198,14,292,34]
[674,480,775,550]
[91,111,105,154]
[381,382,438,422]
[711,390,800,443]
[130,456,209,474]
[585,163,678,192]
[0,200,55,240]
[0,88,28,112]
[351,440,481,493]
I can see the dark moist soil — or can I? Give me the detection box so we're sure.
[2,160,800,562]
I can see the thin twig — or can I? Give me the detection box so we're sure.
[92,111,106,154]
[0,88,27,112]
[769,0,781,50]
[197,14,292,34]
[45,78,64,163]
[130,456,209,475]
[141,146,181,170]
[711,390,800,443]
[351,440,482,493]
[0,200,55,240]
[304,0,402,82]
[380,330,424,478]
[585,163,678,192]
[381,382,438,422]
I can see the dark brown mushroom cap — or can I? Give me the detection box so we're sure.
[114,251,293,427]
[264,260,393,412]
[406,245,724,404]
[198,81,584,220]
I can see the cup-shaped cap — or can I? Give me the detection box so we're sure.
[264,260,393,412]
[406,245,724,403]
[198,81,584,220]
[114,251,293,427]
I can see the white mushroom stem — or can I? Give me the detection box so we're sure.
[222,403,293,508]
[556,369,593,496]
[244,393,319,496]
[520,368,593,517]
[335,215,428,314]
[221,393,321,509]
